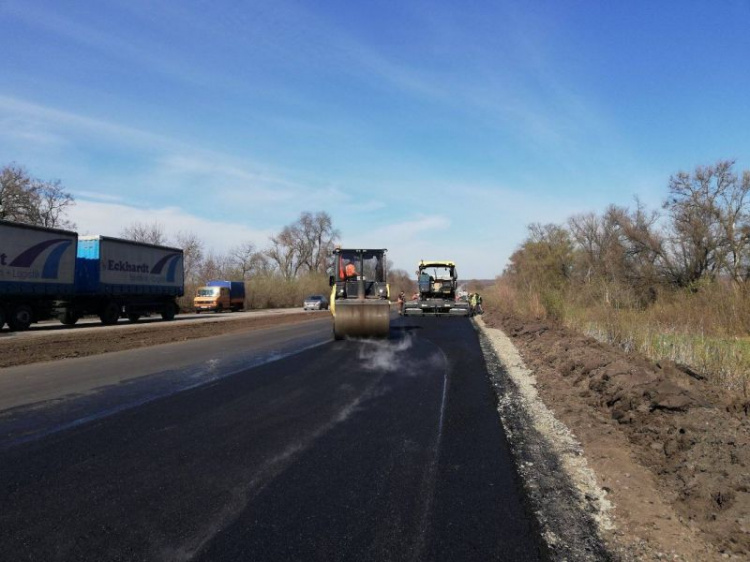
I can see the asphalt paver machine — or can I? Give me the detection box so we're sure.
[403,260,471,316]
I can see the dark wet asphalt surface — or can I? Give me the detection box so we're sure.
[0,316,544,561]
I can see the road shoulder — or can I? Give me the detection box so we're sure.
[475,316,615,561]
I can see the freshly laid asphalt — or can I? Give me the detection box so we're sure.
[0,315,545,561]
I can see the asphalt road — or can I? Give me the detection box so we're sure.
[0,315,544,561]
[0,307,302,340]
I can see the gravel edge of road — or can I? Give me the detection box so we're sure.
[474,316,617,562]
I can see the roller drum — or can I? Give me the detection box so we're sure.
[333,300,390,339]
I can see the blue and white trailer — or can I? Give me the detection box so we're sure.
[0,221,185,331]
[0,219,77,331]
[68,235,184,326]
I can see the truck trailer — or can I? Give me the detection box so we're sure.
[69,235,184,325]
[0,220,185,331]
[0,220,77,331]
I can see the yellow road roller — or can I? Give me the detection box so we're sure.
[330,248,390,340]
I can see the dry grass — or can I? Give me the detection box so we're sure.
[488,280,548,319]
[176,273,330,311]
[246,273,330,309]
[488,279,750,398]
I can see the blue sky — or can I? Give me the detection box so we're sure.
[1,0,749,279]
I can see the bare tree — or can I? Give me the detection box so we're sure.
[569,210,631,286]
[229,241,269,279]
[120,221,168,245]
[266,211,339,279]
[663,160,750,285]
[608,202,664,285]
[0,164,75,228]
[32,179,76,229]
[506,223,574,292]
[297,212,339,274]
[0,164,34,223]
[197,251,232,282]
[568,212,605,283]
[719,168,750,282]
[175,231,204,285]
[266,226,298,280]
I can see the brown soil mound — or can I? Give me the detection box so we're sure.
[483,310,750,559]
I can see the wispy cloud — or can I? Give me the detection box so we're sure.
[370,215,451,240]
[286,2,631,168]
[0,95,175,149]
[70,200,273,252]
[154,155,302,199]
[0,95,303,206]
[0,115,69,147]
[1,1,216,88]
[72,190,125,203]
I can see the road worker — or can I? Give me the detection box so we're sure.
[397,291,406,315]
[469,293,477,315]
[344,260,358,279]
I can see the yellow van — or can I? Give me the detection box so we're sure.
[193,280,245,313]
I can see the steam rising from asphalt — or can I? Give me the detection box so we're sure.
[356,333,446,378]
[358,333,415,372]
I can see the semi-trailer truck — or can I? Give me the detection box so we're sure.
[0,220,185,331]
[193,280,245,313]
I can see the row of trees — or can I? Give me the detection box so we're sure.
[2,161,415,308]
[119,212,342,308]
[120,214,415,308]
[506,160,750,308]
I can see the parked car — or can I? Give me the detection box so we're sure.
[303,295,329,310]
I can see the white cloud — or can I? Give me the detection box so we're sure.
[0,96,306,213]
[370,215,451,240]
[1,1,211,88]
[155,154,303,192]
[72,191,125,203]
[334,215,454,276]
[0,95,175,149]
[0,115,69,148]
[69,200,273,253]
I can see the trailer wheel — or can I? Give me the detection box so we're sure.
[161,303,177,321]
[99,301,121,325]
[60,309,80,326]
[8,304,33,331]
[0,305,6,330]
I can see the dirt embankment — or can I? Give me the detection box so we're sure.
[483,310,750,560]
[0,312,327,369]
